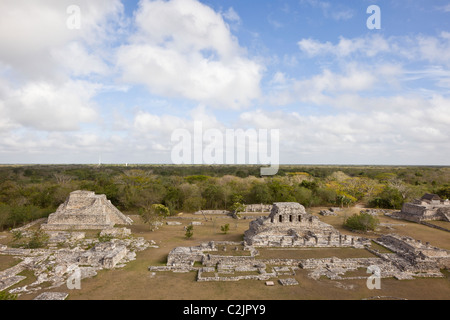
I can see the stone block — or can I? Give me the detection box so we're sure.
[278,278,299,286]
[166,221,182,226]
[33,292,68,300]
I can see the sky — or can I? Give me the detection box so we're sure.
[0,0,449,165]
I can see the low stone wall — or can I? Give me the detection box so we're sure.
[244,204,272,213]
[203,254,257,267]
[197,272,273,282]
[419,221,450,233]
[41,223,113,230]
[10,218,47,233]
[194,210,231,215]
[249,233,369,249]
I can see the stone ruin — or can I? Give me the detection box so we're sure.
[0,229,155,297]
[319,207,342,216]
[388,193,450,223]
[41,190,133,230]
[373,234,450,273]
[244,204,273,213]
[194,204,272,217]
[244,202,370,248]
[148,241,298,282]
[0,190,154,299]
[148,232,450,285]
[148,203,449,286]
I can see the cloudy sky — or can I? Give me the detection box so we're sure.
[0,0,449,165]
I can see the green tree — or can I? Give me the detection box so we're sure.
[435,186,450,199]
[248,183,272,204]
[268,179,296,202]
[344,212,379,232]
[185,225,194,239]
[369,186,404,209]
[140,204,170,231]
[163,186,183,212]
[300,180,318,191]
[292,186,313,206]
[202,184,222,209]
[185,175,210,184]
[152,204,170,217]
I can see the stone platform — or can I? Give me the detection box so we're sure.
[41,190,133,230]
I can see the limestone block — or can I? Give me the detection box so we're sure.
[102,245,128,269]
[278,278,299,286]
[100,227,131,238]
[33,292,68,300]
[0,275,27,291]
[166,221,182,226]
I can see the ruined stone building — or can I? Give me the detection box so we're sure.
[395,193,450,222]
[41,190,133,230]
[374,234,450,272]
[244,202,369,248]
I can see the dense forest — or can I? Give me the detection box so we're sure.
[0,164,449,231]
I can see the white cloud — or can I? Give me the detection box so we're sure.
[222,7,241,24]
[298,33,450,65]
[117,0,264,110]
[2,80,99,131]
[416,32,450,65]
[0,0,124,134]
[266,66,378,107]
[0,0,124,80]
[300,0,354,21]
[437,4,450,12]
[331,9,354,21]
[238,94,450,164]
[50,42,109,77]
[298,35,390,58]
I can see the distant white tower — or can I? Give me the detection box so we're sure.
[98,155,102,166]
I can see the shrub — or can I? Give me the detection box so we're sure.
[220,224,230,234]
[26,230,50,249]
[344,212,379,232]
[185,225,194,239]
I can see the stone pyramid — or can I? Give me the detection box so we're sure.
[41,190,133,230]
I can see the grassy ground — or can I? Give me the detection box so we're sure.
[1,207,449,300]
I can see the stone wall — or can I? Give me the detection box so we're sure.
[194,210,231,215]
[374,234,450,271]
[244,204,272,213]
[398,196,450,222]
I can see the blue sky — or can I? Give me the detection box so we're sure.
[0,0,449,165]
